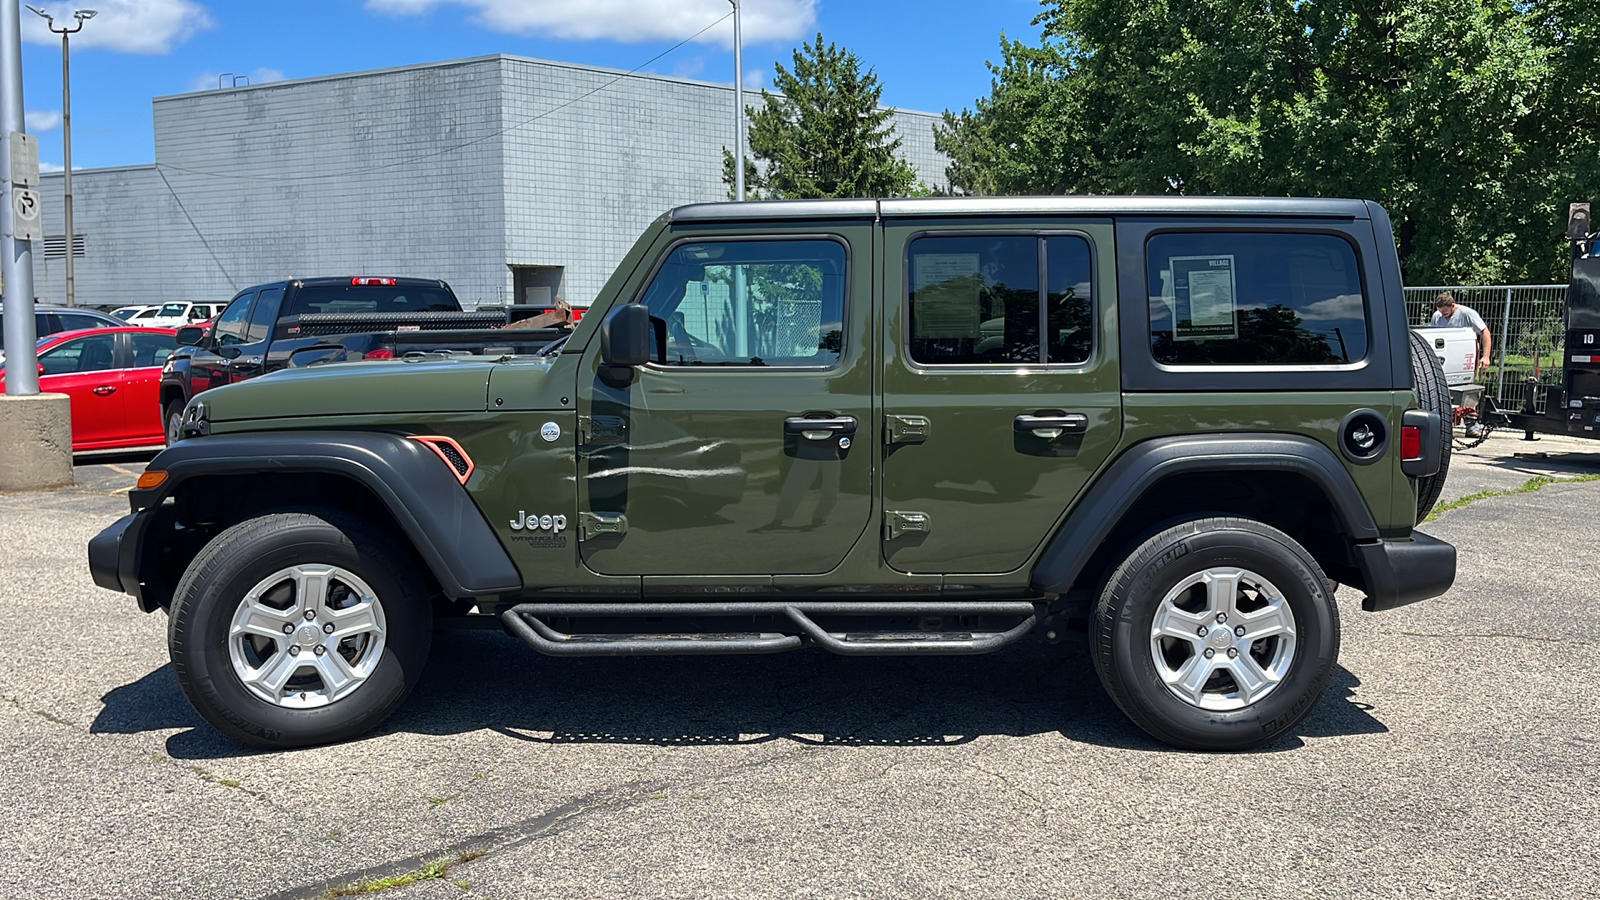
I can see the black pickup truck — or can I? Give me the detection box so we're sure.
[159,276,566,442]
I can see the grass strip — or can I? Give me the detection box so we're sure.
[323,850,486,898]
[1424,472,1600,523]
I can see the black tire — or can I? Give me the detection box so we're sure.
[1089,517,1340,751]
[1408,329,1453,522]
[164,399,186,447]
[168,510,432,749]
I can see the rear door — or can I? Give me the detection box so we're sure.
[123,331,179,444]
[879,220,1123,575]
[575,227,875,581]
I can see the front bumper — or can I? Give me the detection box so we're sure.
[1355,530,1456,612]
[87,510,157,611]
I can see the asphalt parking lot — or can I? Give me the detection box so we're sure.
[2,435,1597,900]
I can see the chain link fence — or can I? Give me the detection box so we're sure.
[1404,285,1567,412]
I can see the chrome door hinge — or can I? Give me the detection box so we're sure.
[579,512,628,540]
[885,414,931,445]
[884,510,932,541]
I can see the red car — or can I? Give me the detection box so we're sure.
[0,327,179,452]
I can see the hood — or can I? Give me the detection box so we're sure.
[200,357,512,422]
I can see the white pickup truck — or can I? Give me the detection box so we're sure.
[1413,325,1482,425]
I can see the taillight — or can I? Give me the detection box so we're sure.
[352,277,398,286]
[1401,425,1423,461]
[410,435,474,483]
[364,347,395,360]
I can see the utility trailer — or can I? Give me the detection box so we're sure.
[1480,203,1600,440]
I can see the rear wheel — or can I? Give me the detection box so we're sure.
[1090,517,1340,751]
[168,509,432,749]
[1408,329,1453,521]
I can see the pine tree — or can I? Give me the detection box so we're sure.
[723,34,922,200]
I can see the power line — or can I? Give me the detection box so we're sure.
[156,164,236,291]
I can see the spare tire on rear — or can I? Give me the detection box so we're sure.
[1408,329,1453,522]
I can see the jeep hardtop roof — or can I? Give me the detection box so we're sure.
[668,196,1374,222]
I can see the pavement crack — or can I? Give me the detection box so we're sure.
[1,694,80,729]
[259,781,662,900]
[967,758,1046,806]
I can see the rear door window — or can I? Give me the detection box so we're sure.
[246,289,283,343]
[1146,232,1366,366]
[57,313,108,332]
[128,331,179,368]
[906,234,1094,365]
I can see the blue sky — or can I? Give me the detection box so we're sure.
[19,0,1045,172]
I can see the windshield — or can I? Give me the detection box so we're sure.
[284,285,458,317]
[158,302,188,317]
[111,308,140,320]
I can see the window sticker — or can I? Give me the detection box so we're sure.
[1168,255,1238,342]
[912,253,983,339]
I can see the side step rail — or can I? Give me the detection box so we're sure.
[500,601,1044,658]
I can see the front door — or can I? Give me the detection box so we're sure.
[879,222,1123,575]
[38,332,125,449]
[189,292,255,394]
[576,230,874,579]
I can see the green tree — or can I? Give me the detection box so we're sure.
[724,34,922,200]
[937,0,1594,284]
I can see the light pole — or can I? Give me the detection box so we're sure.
[27,5,94,308]
[729,0,743,201]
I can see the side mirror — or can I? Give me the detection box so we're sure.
[600,303,651,367]
[37,362,46,376]
[175,326,205,346]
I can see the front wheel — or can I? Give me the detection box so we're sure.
[164,399,186,446]
[1089,517,1340,751]
[168,510,432,749]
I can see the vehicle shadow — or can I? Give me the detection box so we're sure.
[96,630,1387,760]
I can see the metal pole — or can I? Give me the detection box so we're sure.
[1,0,40,395]
[1497,286,1512,401]
[60,28,72,306]
[731,0,743,201]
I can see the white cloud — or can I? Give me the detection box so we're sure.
[22,0,213,55]
[40,161,63,172]
[187,68,287,93]
[26,110,61,132]
[366,0,815,47]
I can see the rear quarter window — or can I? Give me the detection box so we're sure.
[1146,232,1366,366]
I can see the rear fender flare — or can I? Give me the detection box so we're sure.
[1030,434,1381,594]
[135,431,522,598]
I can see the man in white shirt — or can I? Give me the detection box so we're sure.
[1431,292,1491,377]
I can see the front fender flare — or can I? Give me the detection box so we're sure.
[134,431,522,598]
[1029,434,1382,595]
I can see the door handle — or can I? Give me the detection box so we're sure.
[1014,413,1089,440]
[92,385,116,396]
[784,415,858,441]
[230,357,261,368]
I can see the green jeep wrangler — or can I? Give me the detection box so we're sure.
[89,197,1456,752]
